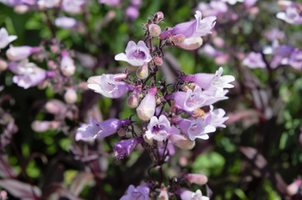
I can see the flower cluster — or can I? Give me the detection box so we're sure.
[75,11,235,199]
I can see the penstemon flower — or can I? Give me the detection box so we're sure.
[176,189,209,200]
[242,52,266,69]
[6,45,41,61]
[115,40,152,66]
[113,137,144,160]
[0,27,17,49]
[120,184,150,200]
[145,115,180,141]
[87,73,132,98]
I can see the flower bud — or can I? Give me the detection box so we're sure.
[156,12,164,21]
[171,34,185,44]
[184,174,208,185]
[118,128,126,137]
[0,59,8,70]
[127,85,142,108]
[215,54,228,65]
[154,57,163,65]
[64,88,77,104]
[45,100,67,114]
[149,24,161,37]
[136,87,157,121]
[14,5,29,14]
[31,121,60,132]
[0,191,7,200]
[168,133,195,150]
[287,179,301,196]
[60,50,76,76]
[158,187,169,200]
[213,37,225,48]
[175,37,203,50]
[136,63,148,79]
[143,134,153,145]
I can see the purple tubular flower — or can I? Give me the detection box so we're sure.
[168,11,216,39]
[176,189,209,200]
[177,117,216,141]
[145,115,180,141]
[6,45,41,61]
[197,1,228,17]
[120,184,150,200]
[242,52,266,69]
[0,28,17,49]
[113,137,143,160]
[8,59,49,89]
[289,48,302,69]
[205,105,229,128]
[115,40,152,66]
[75,117,131,141]
[277,2,302,25]
[87,73,131,98]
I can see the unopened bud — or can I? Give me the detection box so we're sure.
[175,37,203,50]
[171,34,185,44]
[215,54,228,65]
[192,109,205,119]
[149,24,161,37]
[64,88,77,104]
[136,88,157,121]
[168,133,195,150]
[61,51,76,76]
[0,191,7,200]
[50,45,59,53]
[287,179,301,196]
[14,5,29,14]
[156,97,161,105]
[127,85,141,108]
[45,100,66,114]
[158,187,169,200]
[212,37,225,48]
[184,174,208,185]
[154,57,163,65]
[118,128,126,137]
[31,121,60,132]
[143,134,153,145]
[156,11,164,21]
[0,59,8,70]
[136,63,149,79]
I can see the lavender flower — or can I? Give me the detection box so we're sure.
[197,1,228,17]
[87,73,131,98]
[205,105,229,128]
[145,115,180,141]
[120,184,150,200]
[126,6,139,20]
[276,2,302,24]
[6,45,41,61]
[115,40,152,66]
[37,0,60,8]
[113,137,143,160]
[75,117,131,141]
[176,189,209,200]
[61,0,85,14]
[8,59,50,89]
[170,11,216,39]
[178,117,216,141]
[289,48,302,69]
[0,28,17,49]
[242,52,266,69]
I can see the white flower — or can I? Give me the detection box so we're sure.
[0,28,17,49]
